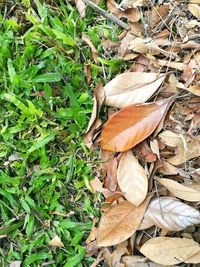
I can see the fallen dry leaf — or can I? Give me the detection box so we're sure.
[101,98,172,152]
[117,150,148,206]
[107,0,140,22]
[159,178,200,202]
[104,72,166,108]
[74,0,86,18]
[48,235,64,247]
[150,4,169,29]
[97,194,152,247]
[159,130,200,165]
[82,33,98,64]
[150,139,160,159]
[140,237,200,265]
[118,32,135,57]
[134,141,157,162]
[84,82,104,149]
[139,197,200,231]
[184,250,200,264]
[9,262,22,267]
[119,0,145,9]
[188,2,200,19]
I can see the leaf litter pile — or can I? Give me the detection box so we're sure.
[79,0,200,265]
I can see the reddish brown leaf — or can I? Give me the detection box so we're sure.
[100,98,172,152]
[82,33,98,64]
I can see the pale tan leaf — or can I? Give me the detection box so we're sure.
[48,235,64,247]
[140,237,200,265]
[82,33,98,64]
[9,262,22,267]
[159,178,200,202]
[188,85,200,96]
[117,151,148,206]
[97,194,152,247]
[156,60,186,71]
[74,0,86,18]
[139,197,200,231]
[122,255,171,267]
[184,250,200,264]
[89,177,112,198]
[188,3,200,19]
[119,0,145,9]
[104,72,166,108]
[150,139,160,159]
[159,131,200,165]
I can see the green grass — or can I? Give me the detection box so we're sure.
[0,0,127,266]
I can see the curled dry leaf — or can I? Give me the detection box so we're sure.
[158,178,200,202]
[107,0,140,22]
[104,72,166,108]
[139,197,200,231]
[140,237,200,265]
[134,141,157,163]
[84,82,104,149]
[159,130,200,165]
[117,150,148,206]
[101,98,172,152]
[82,33,98,64]
[97,194,152,247]
[48,235,64,247]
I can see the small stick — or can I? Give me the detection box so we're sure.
[83,0,130,31]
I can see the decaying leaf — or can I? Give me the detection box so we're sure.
[97,194,152,247]
[48,235,64,247]
[139,197,200,231]
[117,150,148,206]
[140,237,200,265]
[159,178,200,202]
[101,98,172,152]
[104,72,166,108]
[82,33,98,64]
[9,262,22,267]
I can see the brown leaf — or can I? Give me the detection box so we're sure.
[48,235,64,247]
[104,72,166,108]
[118,32,135,57]
[150,139,160,159]
[100,98,172,152]
[97,194,152,247]
[74,0,86,18]
[139,197,200,231]
[84,82,104,149]
[107,0,140,22]
[158,178,200,202]
[117,150,148,206]
[134,141,157,162]
[82,33,98,64]
[150,5,169,29]
[140,237,200,265]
